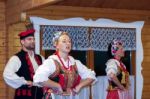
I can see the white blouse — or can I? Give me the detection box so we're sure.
[106,59,126,75]
[105,59,126,76]
[3,54,44,89]
[33,55,96,84]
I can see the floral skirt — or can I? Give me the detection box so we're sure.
[107,90,132,99]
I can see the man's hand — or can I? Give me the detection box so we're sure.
[26,81,33,87]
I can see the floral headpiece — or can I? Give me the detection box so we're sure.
[111,39,123,56]
[52,31,63,43]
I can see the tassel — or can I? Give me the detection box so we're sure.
[107,84,113,91]
[27,89,32,96]
[126,72,130,89]
[22,89,27,96]
[121,72,126,84]
[16,89,21,96]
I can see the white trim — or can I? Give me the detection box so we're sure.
[30,17,144,99]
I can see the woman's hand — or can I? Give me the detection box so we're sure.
[119,85,126,91]
[51,84,63,95]
[72,84,82,94]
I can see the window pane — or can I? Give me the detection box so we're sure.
[94,51,108,76]
[45,50,86,65]
[45,50,55,59]
[70,50,86,65]
[94,51,132,76]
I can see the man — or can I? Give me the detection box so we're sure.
[3,29,44,99]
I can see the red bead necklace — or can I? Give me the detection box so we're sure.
[56,52,70,70]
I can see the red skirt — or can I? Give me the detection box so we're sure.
[107,90,119,99]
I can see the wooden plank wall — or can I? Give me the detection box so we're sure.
[3,5,150,99]
[6,0,62,25]
[6,0,32,25]
[141,24,150,99]
[6,23,26,99]
[0,1,6,99]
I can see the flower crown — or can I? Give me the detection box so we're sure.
[111,39,123,55]
[52,31,63,43]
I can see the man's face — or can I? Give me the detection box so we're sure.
[21,36,35,50]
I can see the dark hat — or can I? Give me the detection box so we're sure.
[18,29,35,39]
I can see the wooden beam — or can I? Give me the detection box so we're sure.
[26,5,150,23]
[31,0,63,10]
[6,0,63,25]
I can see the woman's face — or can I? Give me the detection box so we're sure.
[56,34,72,54]
[115,45,125,57]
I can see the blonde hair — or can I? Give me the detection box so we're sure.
[53,31,69,46]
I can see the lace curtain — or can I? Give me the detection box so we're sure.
[41,25,136,51]
[41,25,89,50]
[90,27,136,51]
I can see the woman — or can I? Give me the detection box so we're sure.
[105,39,132,99]
[33,31,96,99]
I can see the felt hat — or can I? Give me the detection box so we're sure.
[18,29,35,39]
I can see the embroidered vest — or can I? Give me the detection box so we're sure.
[107,61,130,90]
[49,60,81,91]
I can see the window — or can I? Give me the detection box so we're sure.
[94,51,135,76]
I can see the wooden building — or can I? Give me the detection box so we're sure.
[0,0,150,99]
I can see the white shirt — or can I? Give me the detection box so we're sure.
[105,59,127,78]
[34,55,96,84]
[3,53,44,89]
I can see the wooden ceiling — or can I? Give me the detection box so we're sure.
[51,0,150,11]
[0,0,6,2]
[5,0,150,25]
[2,0,150,11]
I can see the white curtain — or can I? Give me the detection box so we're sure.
[51,87,90,99]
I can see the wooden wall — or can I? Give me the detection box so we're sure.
[0,1,6,99]
[6,23,26,99]
[6,0,62,25]
[141,25,150,99]
[2,5,150,99]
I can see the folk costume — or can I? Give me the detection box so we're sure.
[106,59,131,99]
[3,29,44,99]
[34,54,96,99]
[105,39,132,99]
